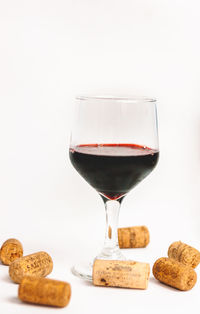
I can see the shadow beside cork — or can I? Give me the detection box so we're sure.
[1,275,15,284]
[7,297,58,308]
[7,297,22,305]
[149,277,182,292]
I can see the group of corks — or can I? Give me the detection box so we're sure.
[93,226,200,291]
[0,228,199,309]
[153,241,200,291]
[0,239,71,308]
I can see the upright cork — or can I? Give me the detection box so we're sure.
[9,251,53,283]
[118,226,149,248]
[18,276,71,307]
[153,257,197,291]
[168,241,200,268]
[0,238,23,265]
[93,259,150,289]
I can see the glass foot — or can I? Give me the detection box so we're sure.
[71,261,93,281]
[96,246,125,260]
[71,249,126,281]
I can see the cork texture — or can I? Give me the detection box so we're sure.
[18,276,71,307]
[168,241,200,268]
[9,251,53,283]
[118,226,149,248]
[153,257,197,291]
[93,259,150,289]
[0,239,23,265]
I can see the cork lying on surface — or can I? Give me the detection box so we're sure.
[0,239,23,265]
[118,226,150,248]
[153,257,197,291]
[93,259,150,289]
[168,241,200,268]
[9,251,53,283]
[18,276,71,308]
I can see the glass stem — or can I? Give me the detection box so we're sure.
[104,200,120,249]
[96,199,125,260]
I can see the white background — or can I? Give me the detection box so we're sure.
[0,0,200,313]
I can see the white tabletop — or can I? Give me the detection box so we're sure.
[0,185,199,314]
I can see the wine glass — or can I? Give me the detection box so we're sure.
[69,96,159,280]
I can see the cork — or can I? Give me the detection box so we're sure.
[153,257,197,291]
[118,226,150,248]
[168,241,200,268]
[18,276,71,307]
[9,251,53,283]
[93,259,150,289]
[0,239,23,265]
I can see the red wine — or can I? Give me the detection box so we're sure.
[69,144,159,200]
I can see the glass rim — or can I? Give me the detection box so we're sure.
[76,95,156,103]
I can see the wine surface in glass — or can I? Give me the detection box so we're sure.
[69,144,159,200]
